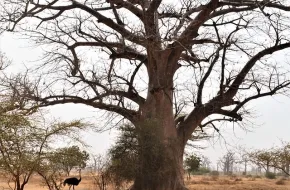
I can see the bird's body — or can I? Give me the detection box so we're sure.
[63,169,81,190]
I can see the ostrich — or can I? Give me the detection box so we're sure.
[63,169,82,190]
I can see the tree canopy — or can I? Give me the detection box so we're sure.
[1,0,290,131]
[184,154,201,173]
[51,145,89,176]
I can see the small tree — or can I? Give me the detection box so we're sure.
[51,146,89,176]
[37,155,65,190]
[273,142,290,176]
[249,149,274,174]
[90,154,111,190]
[184,154,201,179]
[251,142,290,176]
[0,113,86,190]
[107,124,140,188]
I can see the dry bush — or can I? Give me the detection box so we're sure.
[209,175,218,181]
[209,171,219,181]
[188,180,210,185]
[235,178,242,182]
[248,177,256,181]
[201,177,211,181]
[276,178,286,185]
[217,179,236,185]
[229,174,237,180]
[198,180,210,185]
[248,175,261,181]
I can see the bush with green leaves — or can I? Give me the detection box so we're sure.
[193,167,211,175]
[184,154,201,174]
[265,172,276,179]
[50,146,89,176]
[37,145,89,190]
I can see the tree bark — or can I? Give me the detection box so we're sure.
[129,52,189,190]
[130,143,187,190]
[129,123,187,190]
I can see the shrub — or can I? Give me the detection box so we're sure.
[199,167,211,173]
[249,177,256,181]
[209,170,219,181]
[245,174,252,178]
[218,179,236,185]
[276,178,286,185]
[229,174,237,180]
[192,167,211,175]
[235,178,242,182]
[190,180,210,185]
[265,172,276,179]
[210,170,219,176]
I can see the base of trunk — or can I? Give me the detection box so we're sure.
[127,119,187,190]
[129,177,188,190]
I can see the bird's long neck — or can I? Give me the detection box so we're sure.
[79,170,82,181]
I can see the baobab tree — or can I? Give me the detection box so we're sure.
[1,0,290,189]
[218,151,235,175]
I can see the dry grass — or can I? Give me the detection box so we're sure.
[0,174,115,190]
[1,174,290,190]
[186,175,290,190]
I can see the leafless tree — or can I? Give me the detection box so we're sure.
[234,146,250,175]
[218,151,235,175]
[1,0,290,189]
[200,156,211,169]
[90,154,111,190]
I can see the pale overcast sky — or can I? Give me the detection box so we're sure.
[1,32,290,170]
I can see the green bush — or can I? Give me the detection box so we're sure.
[265,172,276,179]
[192,167,211,175]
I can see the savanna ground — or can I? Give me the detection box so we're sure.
[1,174,290,190]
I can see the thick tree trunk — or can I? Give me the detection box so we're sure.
[130,133,187,190]
[130,153,187,190]
[129,50,190,190]
[131,54,186,190]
